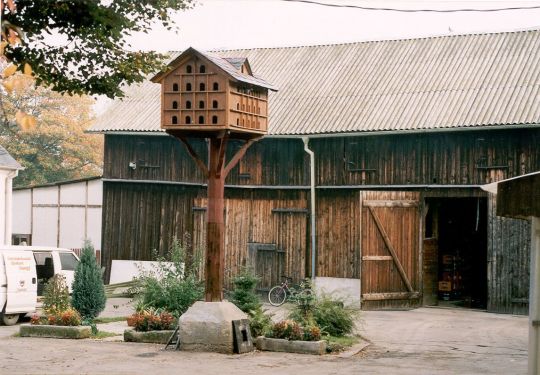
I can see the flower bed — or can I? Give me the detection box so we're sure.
[20,324,91,339]
[123,309,176,344]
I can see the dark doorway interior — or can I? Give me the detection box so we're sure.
[424,197,488,309]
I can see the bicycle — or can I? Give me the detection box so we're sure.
[267,276,313,306]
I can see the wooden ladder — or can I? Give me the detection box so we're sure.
[164,325,181,350]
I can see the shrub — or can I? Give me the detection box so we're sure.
[42,274,70,315]
[312,295,357,337]
[127,309,175,332]
[248,307,273,337]
[132,237,204,317]
[229,267,261,313]
[270,320,303,341]
[303,324,321,341]
[71,241,106,319]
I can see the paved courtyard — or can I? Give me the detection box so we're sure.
[0,302,528,375]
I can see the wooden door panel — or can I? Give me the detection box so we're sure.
[361,191,421,309]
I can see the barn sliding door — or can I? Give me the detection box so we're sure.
[361,191,421,309]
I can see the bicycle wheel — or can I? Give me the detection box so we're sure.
[268,286,287,306]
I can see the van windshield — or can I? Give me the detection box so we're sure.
[59,253,78,271]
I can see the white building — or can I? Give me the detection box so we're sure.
[12,176,103,260]
[0,146,22,245]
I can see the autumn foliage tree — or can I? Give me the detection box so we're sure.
[0,75,102,186]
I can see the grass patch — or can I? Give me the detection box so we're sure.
[11,332,20,337]
[93,316,127,324]
[324,335,360,353]
[90,330,120,339]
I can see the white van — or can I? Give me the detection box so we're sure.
[0,246,80,326]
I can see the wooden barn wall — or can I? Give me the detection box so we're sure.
[191,189,309,290]
[314,128,540,186]
[487,193,531,315]
[101,181,203,282]
[315,190,361,279]
[104,129,539,186]
[103,135,309,186]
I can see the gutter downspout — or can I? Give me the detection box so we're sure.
[302,137,316,280]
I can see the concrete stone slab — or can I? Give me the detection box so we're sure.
[124,329,174,344]
[255,336,326,355]
[179,301,247,353]
[20,324,91,339]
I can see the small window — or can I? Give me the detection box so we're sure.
[242,104,245,111]
[186,100,192,109]
[185,116,191,124]
[172,101,178,109]
[236,103,240,110]
[236,118,239,125]
[172,115,178,124]
[186,83,192,91]
[213,82,219,91]
[59,252,79,271]
[199,83,206,91]
[242,119,245,125]
[198,116,205,124]
[172,83,179,92]
[199,100,205,109]
[257,107,261,114]
[186,65,192,73]
[199,65,206,73]
[212,115,218,124]
[212,100,218,109]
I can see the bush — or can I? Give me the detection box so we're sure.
[288,293,357,337]
[270,320,303,341]
[312,295,357,336]
[248,307,273,337]
[127,309,175,332]
[71,241,106,319]
[229,267,261,313]
[42,274,70,315]
[132,237,204,317]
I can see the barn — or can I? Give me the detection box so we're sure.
[90,29,540,314]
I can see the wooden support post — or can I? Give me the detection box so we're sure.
[174,135,258,302]
[206,137,226,302]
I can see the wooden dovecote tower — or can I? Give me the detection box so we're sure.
[152,48,277,302]
[152,47,277,140]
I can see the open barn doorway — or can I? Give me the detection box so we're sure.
[423,197,488,309]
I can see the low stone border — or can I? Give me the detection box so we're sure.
[124,329,174,344]
[20,325,91,339]
[255,336,326,355]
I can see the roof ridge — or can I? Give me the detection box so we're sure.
[208,28,540,52]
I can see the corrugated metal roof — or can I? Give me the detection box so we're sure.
[90,29,540,135]
[0,145,22,170]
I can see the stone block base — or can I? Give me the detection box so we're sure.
[179,301,248,354]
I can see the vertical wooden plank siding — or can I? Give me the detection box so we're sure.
[315,190,361,279]
[487,193,531,314]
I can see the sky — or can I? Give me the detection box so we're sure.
[128,0,540,51]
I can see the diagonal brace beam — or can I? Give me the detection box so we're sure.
[178,137,209,177]
[368,206,414,293]
[223,138,258,178]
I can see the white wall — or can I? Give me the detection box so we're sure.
[12,178,102,250]
[314,277,361,309]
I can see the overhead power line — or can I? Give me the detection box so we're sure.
[281,0,540,12]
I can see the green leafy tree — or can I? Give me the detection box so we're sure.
[229,267,261,313]
[3,0,195,98]
[42,274,70,315]
[71,241,106,319]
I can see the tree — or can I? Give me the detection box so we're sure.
[2,0,195,98]
[71,241,106,320]
[0,75,102,187]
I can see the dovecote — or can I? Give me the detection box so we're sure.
[152,47,277,140]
